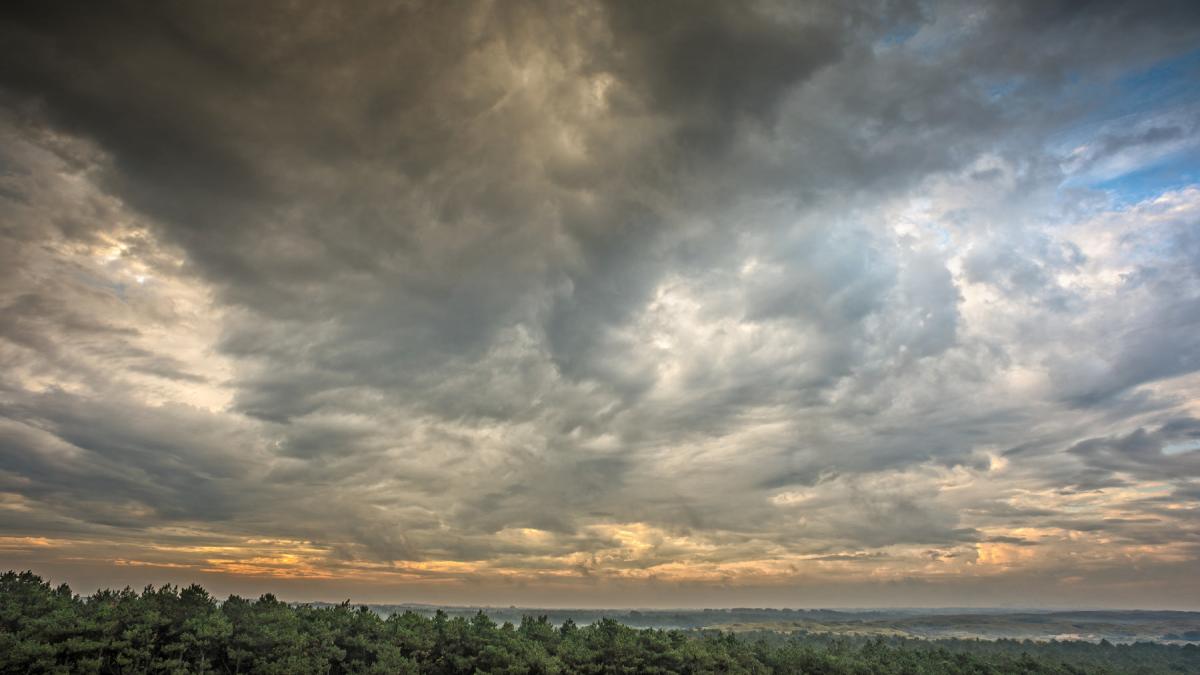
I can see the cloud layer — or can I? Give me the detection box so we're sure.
[1,0,1199,608]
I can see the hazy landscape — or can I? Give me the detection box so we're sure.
[4,572,1200,674]
[330,604,1200,644]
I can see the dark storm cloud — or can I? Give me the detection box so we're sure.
[0,390,261,524]
[2,0,1200,605]
[597,0,852,148]
[1068,420,1200,482]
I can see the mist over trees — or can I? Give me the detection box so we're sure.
[3,572,1198,674]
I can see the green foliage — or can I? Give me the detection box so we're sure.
[1,571,1197,674]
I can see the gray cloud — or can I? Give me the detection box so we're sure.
[1,0,1199,607]
[1068,420,1200,482]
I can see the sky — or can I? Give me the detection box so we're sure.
[1,1,1199,610]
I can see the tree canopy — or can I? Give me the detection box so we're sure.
[2,571,1197,674]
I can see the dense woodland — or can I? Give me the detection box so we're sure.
[3,572,1198,674]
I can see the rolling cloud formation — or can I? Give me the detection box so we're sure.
[1,0,1199,607]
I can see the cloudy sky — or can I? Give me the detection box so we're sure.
[1,1,1199,609]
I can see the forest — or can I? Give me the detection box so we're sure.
[3,571,1198,674]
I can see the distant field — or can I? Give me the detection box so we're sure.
[342,604,1200,645]
[705,612,1200,644]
